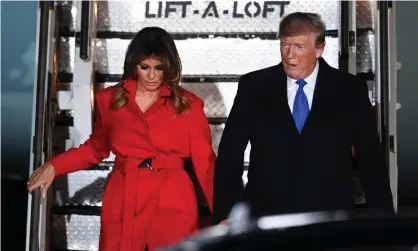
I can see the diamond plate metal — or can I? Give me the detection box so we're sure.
[60,37,339,75]
[52,214,100,251]
[210,124,251,163]
[54,170,110,206]
[182,82,238,118]
[94,37,285,75]
[59,37,75,74]
[356,0,376,30]
[59,1,76,31]
[357,32,375,73]
[97,0,340,33]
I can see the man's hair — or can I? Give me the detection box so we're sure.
[278,12,326,46]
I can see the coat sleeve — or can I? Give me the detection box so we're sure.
[212,76,252,223]
[189,97,216,212]
[352,79,394,213]
[49,92,110,177]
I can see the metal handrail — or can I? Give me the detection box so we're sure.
[27,1,55,251]
[378,1,390,178]
[80,0,90,60]
[28,2,50,250]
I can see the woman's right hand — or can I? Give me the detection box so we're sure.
[27,162,55,197]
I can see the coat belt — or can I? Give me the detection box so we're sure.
[113,154,185,250]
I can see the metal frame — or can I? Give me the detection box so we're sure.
[339,1,348,72]
[26,2,42,250]
[59,29,340,40]
[388,2,398,212]
[27,1,100,250]
[378,1,390,180]
[26,1,56,251]
[339,0,356,74]
[52,1,99,248]
[71,0,97,147]
[347,1,357,75]
[375,1,398,211]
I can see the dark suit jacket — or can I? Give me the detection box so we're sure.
[212,58,394,223]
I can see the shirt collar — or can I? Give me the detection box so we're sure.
[287,60,319,90]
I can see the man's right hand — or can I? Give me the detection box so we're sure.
[27,162,55,197]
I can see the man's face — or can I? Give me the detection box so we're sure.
[280,32,324,79]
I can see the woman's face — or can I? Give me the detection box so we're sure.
[136,57,164,92]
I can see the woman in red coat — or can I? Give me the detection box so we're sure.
[27,27,216,251]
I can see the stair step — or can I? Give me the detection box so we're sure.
[52,204,212,217]
[53,205,101,216]
[54,249,92,251]
[54,169,110,207]
[58,71,242,83]
[54,249,91,251]
[60,27,339,40]
[58,1,341,36]
[52,161,250,217]
[59,37,340,77]
[52,214,100,250]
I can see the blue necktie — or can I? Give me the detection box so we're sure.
[293,79,309,133]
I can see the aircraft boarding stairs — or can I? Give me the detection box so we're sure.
[27,1,389,250]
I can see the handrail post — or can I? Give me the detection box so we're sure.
[378,1,390,182]
[28,1,49,250]
[80,0,90,60]
[26,1,55,251]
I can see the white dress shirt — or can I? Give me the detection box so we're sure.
[287,61,319,113]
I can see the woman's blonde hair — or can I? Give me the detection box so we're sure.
[110,27,189,114]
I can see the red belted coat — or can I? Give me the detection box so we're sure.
[50,79,216,251]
